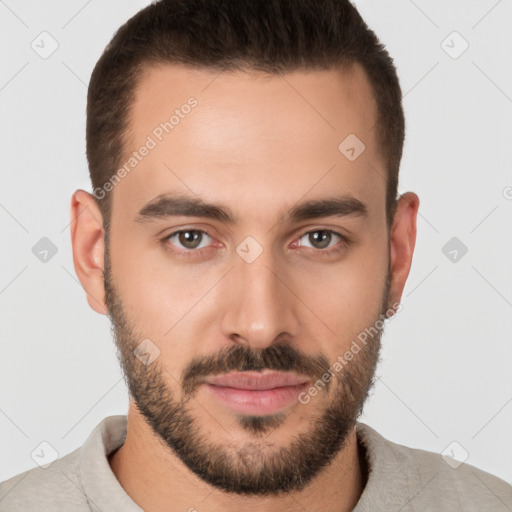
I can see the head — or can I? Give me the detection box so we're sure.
[71,0,419,497]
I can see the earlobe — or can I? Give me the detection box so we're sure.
[70,190,108,315]
[388,191,420,308]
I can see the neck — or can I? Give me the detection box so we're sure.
[108,404,367,512]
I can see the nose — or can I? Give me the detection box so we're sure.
[220,247,300,350]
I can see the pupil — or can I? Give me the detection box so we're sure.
[179,230,201,249]
[310,230,330,249]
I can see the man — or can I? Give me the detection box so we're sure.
[1,0,510,510]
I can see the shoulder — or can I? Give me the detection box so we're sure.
[356,423,512,511]
[396,439,512,509]
[0,447,90,511]
[0,415,129,512]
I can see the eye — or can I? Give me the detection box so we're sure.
[296,229,345,251]
[164,229,212,251]
[160,227,348,259]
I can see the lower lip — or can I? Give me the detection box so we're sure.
[204,383,309,415]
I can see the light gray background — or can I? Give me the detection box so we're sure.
[1,0,511,485]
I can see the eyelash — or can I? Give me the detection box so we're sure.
[160,228,349,258]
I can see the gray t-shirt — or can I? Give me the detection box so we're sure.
[1,415,510,511]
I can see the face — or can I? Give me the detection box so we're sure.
[101,63,398,495]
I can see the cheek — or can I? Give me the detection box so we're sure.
[108,231,220,376]
[109,220,193,324]
[296,237,388,351]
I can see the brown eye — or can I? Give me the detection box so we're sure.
[310,230,331,249]
[299,230,341,250]
[178,230,202,249]
[165,229,212,251]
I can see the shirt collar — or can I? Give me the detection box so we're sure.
[353,422,421,511]
[78,415,420,512]
[79,415,142,512]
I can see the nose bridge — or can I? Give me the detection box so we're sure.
[220,244,298,348]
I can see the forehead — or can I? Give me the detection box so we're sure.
[114,62,384,224]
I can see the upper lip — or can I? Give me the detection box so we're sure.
[204,371,310,390]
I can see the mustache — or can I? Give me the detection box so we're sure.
[180,341,330,397]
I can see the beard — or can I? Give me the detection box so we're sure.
[103,246,392,496]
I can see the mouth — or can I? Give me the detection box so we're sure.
[202,370,310,415]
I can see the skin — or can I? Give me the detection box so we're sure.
[70,62,419,512]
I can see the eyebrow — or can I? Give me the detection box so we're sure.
[135,193,368,225]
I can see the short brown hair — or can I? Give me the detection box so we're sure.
[87,0,404,231]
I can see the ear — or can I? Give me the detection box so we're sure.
[70,190,108,315]
[388,191,420,310]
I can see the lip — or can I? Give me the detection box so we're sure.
[204,370,310,390]
[203,371,310,415]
